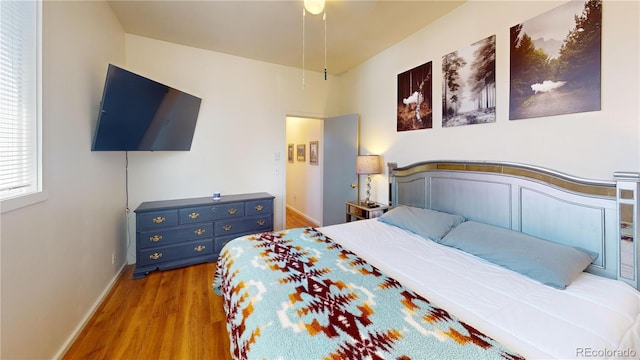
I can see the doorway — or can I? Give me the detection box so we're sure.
[285,114,359,227]
[285,116,323,226]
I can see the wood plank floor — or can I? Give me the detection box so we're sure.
[285,206,319,228]
[62,208,317,360]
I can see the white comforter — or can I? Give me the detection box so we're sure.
[319,219,640,360]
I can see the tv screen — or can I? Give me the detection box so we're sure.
[91,64,202,151]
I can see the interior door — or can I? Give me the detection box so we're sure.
[322,114,359,226]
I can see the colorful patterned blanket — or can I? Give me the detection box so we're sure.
[213,227,524,360]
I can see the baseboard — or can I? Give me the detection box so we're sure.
[53,262,127,359]
[286,204,320,227]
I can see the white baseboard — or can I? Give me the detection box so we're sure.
[286,204,320,227]
[53,262,127,359]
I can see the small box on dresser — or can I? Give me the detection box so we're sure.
[134,192,274,279]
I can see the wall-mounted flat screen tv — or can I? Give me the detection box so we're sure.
[91,64,202,151]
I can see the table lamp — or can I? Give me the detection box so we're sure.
[356,155,382,206]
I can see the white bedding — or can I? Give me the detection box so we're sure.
[319,219,640,360]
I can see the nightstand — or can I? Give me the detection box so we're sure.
[345,201,390,222]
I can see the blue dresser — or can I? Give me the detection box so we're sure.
[133,192,274,279]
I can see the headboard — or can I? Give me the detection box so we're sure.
[388,161,640,290]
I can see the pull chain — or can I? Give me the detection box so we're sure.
[302,5,328,86]
[323,11,327,80]
[302,8,306,88]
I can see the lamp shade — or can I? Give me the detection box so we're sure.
[304,0,325,15]
[356,155,382,175]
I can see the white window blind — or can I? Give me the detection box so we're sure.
[0,0,40,201]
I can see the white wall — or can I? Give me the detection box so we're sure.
[286,116,323,225]
[0,2,126,359]
[332,0,640,204]
[124,35,334,262]
[3,1,637,358]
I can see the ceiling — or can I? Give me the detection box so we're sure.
[107,0,465,76]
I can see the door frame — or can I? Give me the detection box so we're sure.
[283,113,359,228]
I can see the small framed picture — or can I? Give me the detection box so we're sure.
[296,144,306,162]
[287,144,294,163]
[309,141,319,165]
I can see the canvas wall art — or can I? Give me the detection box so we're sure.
[509,0,601,120]
[309,141,318,165]
[296,144,305,162]
[442,35,496,127]
[287,144,294,163]
[397,61,432,131]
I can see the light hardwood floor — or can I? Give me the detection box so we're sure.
[284,206,319,229]
[62,208,317,360]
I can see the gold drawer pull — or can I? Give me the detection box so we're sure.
[257,220,266,226]
[194,245,206,252]
[152,216,165,224]
[255,205,264,211]
[149,235,163,242]
[189,212,200,219]
[195,228,206,235]
[222,225,233,231]
[228,208,237,215]
[149,252,163,260]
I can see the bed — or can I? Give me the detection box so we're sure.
[213,161,640,359]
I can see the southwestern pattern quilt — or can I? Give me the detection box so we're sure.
[213,227,524,360]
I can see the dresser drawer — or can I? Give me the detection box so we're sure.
[214,215,273,236]
[214,229,271,256]
[179,202,245,223]
[138,223,213,249]
[215,234,240,256]
[245,199,273,216]
[138,238,213,267]
[137,210,178,230]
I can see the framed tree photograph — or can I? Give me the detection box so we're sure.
[442,35,496,127]
[287,144,294,163]
[509,0,601,120]
[397,61,432,131]
[309,141,319,165]
[296,144,305,162]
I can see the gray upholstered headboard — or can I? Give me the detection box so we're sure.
[388,161,640,290]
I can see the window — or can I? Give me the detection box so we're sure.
[0,0,42,209]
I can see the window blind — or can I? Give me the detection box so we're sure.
[0,0,39,201]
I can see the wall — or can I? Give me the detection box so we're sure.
[285,116,323,225]
[124,35,333,262]
[0,2,126,359]
[331,0,640,204]
[3,1,636,358]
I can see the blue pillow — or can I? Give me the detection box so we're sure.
[377,205,465,241]
[439,221,598,289]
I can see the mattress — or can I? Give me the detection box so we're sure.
[318,219,640,359]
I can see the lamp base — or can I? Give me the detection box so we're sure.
[362,175,376,208]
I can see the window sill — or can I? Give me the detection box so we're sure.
[1,190,48,214]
